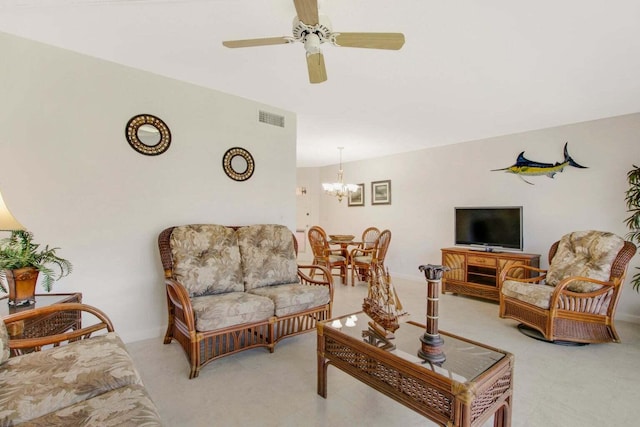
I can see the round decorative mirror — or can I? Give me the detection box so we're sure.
[125,114,171,156]
[222,147,255,181]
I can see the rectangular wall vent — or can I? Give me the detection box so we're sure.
[259,110,285,128]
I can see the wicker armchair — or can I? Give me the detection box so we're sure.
[499,230,637,344]
[308,225,347,284]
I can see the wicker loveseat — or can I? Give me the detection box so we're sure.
[158,224,334,378]
[0,303,162,426]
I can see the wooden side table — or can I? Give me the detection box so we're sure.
[1,293,83,353]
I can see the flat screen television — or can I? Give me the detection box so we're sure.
[454,206,523,251]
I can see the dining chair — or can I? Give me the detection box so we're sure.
[308,226,348,285]
[374,229,392,270]
[349,229,391,286]
[348,227,380,284]
[361,227,381,251]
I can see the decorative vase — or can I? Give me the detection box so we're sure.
[4,267,39,306]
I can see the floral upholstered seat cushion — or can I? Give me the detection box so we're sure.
[237,224,299,291]
[546,230,624,293]
[0,320,9,365]
[171,224,244,297]
[191,292,275,331]
[248,284,330,317]
[501,280,556,309]
[24,384,162,427]
[0,332,144,425]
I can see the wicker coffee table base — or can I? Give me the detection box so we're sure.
[317,318,513,427]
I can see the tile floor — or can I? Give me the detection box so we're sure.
[127,277,640,426]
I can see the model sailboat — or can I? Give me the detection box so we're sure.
[362,264,408,338]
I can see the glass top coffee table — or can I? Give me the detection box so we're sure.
[317,311,513,427]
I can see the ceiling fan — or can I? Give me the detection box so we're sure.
[222,0,405,84]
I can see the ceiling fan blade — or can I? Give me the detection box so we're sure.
[222,37,291,48]
[333,32,405,50]
[294,0,319,26]
[306,52,327,84]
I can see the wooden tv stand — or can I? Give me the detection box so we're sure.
[441,247,540,301]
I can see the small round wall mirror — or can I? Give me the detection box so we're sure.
[222,147,255,181]
[125,114,171,156]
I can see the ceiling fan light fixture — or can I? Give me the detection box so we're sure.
[292,14,332,42]
[221,1,405,83]
[304,32,321,55]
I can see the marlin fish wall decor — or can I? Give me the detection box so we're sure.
[492,142,587,185]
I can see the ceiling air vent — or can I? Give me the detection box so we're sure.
[259,110,285,128]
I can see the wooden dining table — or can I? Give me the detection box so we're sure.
[328,239,362,259]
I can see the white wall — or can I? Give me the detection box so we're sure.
[299,113,640,323]
[0,32,297,342]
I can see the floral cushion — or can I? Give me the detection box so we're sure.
[171,224,244,297]
[248,284,330,317]
[237,224,299,290]
[0,332,146,425]
[0,320,9,365]
[501,280,556,309]
[546,231,624,293]
[23,384,162,427]
[191,292,275,331]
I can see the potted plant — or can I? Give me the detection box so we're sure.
[624,164,640,291]
[0,230,72,305]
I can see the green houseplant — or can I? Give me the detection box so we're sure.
[0,230,72,305]
[624,164,640,291]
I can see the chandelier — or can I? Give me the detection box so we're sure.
[322,147,358,202]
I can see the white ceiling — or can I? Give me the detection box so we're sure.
[1,0,640,167]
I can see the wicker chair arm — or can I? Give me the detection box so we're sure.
[349,246,376,258]
[297,264,334,301]
[5,303,114,353]
[165,278,196,331]
[297,264,331,283]
[553,276,616,295]
[548,276,617,313]
[499,264,547,284]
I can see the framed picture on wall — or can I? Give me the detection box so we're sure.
[348,183,365,207]
[371,180,391,205]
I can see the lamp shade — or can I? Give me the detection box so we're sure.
[0,190,25,231]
